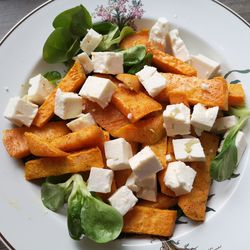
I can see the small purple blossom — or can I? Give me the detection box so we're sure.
[94,0,144,29]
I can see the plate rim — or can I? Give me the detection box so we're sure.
[0,1,250,249]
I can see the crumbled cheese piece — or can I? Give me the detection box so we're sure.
[66,113,96,132]
[164,161,197,196]
[54,88,82,120]
[149,17,169,47]
[136,66,167,97]
[163,103,191,136]
[191,54,220,79]
[108,186,138,215]
[79,76,116,109]
[129,146,163,179]
[4,97,38,127]
[201,82,209,90]
[213,115,238,133]
[75,52,94,74]
[166,154,173,162]
[27,74,55,105]
[191,103,219,131]
[91,52,124,75]
[172,138,205,162]
[104,138,133,170]
[169,29,190,62]
[80,29,103,55]
[87,167,114,193]
[127,113,133,120]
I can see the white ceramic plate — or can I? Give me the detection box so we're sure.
[1,0,250,249]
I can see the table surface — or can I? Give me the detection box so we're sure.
[0,0,250,249]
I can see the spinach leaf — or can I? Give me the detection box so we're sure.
[80,196,123,243]
[92,22,117,35]
[41,174,123,243]
[43,27,80,63]
[43,71,62,85]
[210,116,249,181]
[121,45,153,74]
[127,53,153,74]
[41,183,65,212]
[41,176,74,211]
[96,25,134,51]
[53,5,92,37]
[67,174,90,240]
[229,106,250,118]
[123,45,146,66]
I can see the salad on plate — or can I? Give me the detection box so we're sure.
[2,2,249,246]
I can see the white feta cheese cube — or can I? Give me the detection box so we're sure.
[164,161,197,196]
[4,97,38,127]
[191,54,220,79]
[125,173,141,192]
[129,146,163,179]
[75,52,94,74]
[142,71,168,97]
[218,131,247,165]
[54,88,82,120]
[163,103,191,136]
[213,115,238,133]
[136,65,157,82]
[169,29,190,62]
[191,103,219,131]
[108,186,138,215]
[173,138,205,162]
[27,74,55,105]
[91,52,124,75]
[137,188,157,202]
[79,76,116,108]
[149,17,169,47]
[87,167,114,193]
[104,138,133,170]
[80,29,103,55]
[136,66,167,97]
[136,174,157,202]
[126,172,157,190]
[66,113,96,132]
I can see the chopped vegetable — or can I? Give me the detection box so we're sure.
[148,48,197,76]
[122,206,177,237]
[228,83,245,106]
[50,125,104,152]
[2,121,70,158]
[111,113,165,144]
[25,147,104,180]
[24,132,68,157]
[111,85,162,123]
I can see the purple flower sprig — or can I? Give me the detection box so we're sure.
[94,0,145,29]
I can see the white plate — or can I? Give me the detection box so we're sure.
[1,0,250,249]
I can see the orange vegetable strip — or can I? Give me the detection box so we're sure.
[123,206,177,237]
[25,147,104,180]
